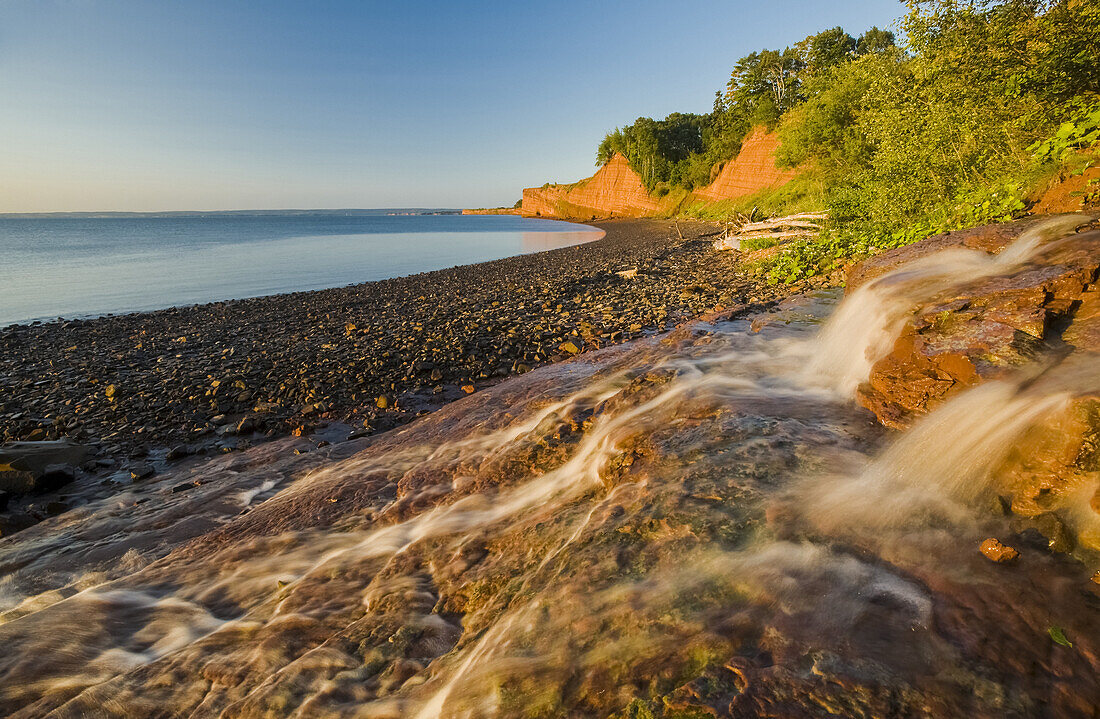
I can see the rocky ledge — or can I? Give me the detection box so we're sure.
[849,213,1100,551]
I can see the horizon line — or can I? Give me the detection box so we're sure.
[0,207,468,218]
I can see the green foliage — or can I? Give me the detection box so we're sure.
[680,171,829,222]
[855,26,896,55]
[598,113,740,191]
[1049,625,1073,647]
[763,0,1099,244]
[774,54,884,172]
[755,179,1029,284]
[603,0,1099,291]
[598,23,892,196]
[738,235,781,252]
[725,48,804,117]
[1029,103,1100,161]
[800,27,857,74]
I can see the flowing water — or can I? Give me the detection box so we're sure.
[1,218,1098,717]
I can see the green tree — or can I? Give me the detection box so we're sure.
[855,26,896,55]
[801,27,857,74]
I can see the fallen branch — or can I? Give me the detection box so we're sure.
[735,229,818,241]
[738,220,824,232]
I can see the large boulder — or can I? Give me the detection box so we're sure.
[850,216,1100,427]
[0,440,89,495]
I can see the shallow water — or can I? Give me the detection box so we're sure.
[0,213,602,326]
[1,218,1098,716]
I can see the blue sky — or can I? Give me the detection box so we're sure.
[0,0,904,212]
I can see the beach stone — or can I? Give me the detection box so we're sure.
[0,218,761,474]
[130,463,155,481]
[35,465,76,493]
[166,445,189,461]
[979,538,1019,563]
[0,441,88,496]
[0,470,37,495]
[1030,512,1075,554]
[0,512,37,537]
[44,501,68,516]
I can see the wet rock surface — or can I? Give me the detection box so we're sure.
[848,214,1100,554]
[853,215,1100,427]
[1,290,1098,718]
[0,440,87,500]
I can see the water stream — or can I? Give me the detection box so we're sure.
[1,218,1098,717]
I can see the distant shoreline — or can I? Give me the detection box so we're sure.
[0,214,604,327]
[0,208,464,219]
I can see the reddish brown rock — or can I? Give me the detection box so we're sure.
[519,126,796,220]
[520,154,662,219]
[1032,163,1100,215]
[854,219,1100,428]
[848,215,1100,551]
[979,537,1019,563]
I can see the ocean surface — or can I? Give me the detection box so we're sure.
[0,213,602,326]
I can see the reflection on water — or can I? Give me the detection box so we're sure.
[0,215,602,326]
[519,230,605,254]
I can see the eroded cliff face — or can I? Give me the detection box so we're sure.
[695,127,797,202]
[518,128,797,220]
[521,154,662,220]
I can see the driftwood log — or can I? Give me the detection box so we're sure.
[713,212,827,252]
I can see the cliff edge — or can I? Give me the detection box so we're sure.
[520,154,663,220]
[515,128,795,220]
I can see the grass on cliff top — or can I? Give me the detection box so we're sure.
[677,172,828,222]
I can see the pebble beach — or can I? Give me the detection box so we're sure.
[1,219,801,477]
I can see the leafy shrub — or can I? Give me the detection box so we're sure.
[1029,102,1100,162]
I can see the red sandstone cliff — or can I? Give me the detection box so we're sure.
[515,128,796,220]
[695,127,797,202]
[521,154,662,219]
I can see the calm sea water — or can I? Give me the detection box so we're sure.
[0,213,603,326]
